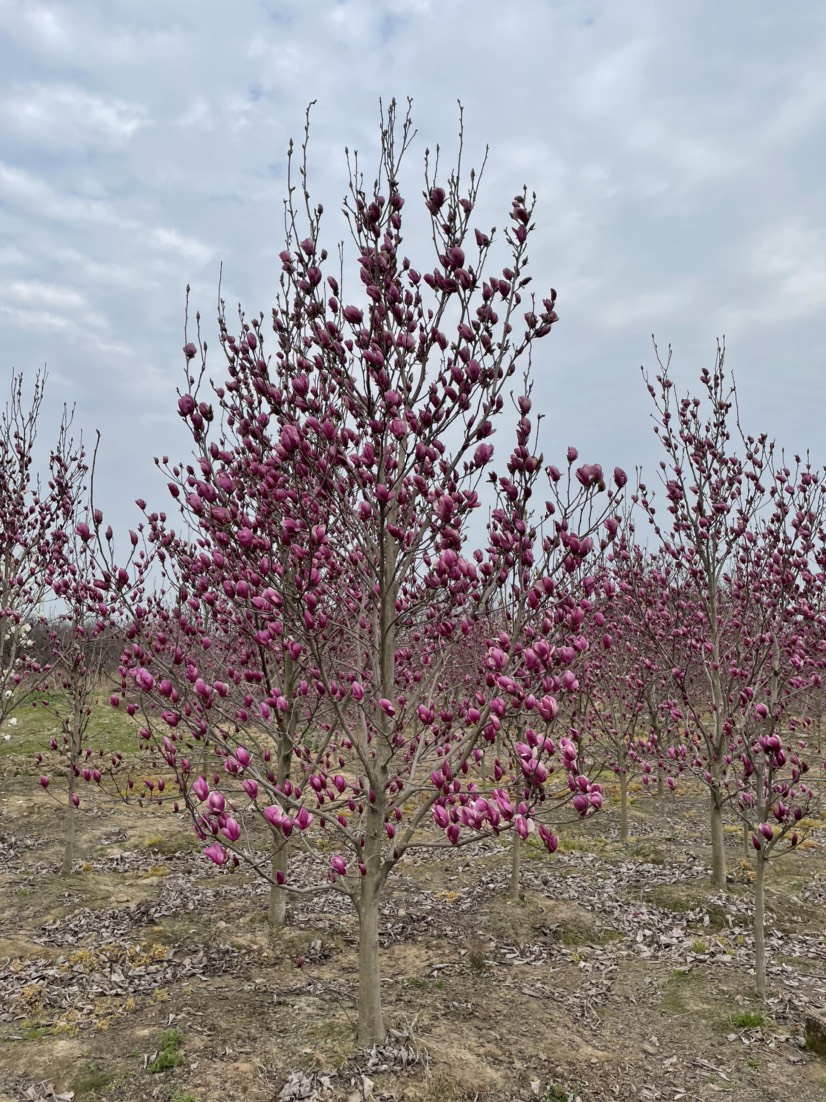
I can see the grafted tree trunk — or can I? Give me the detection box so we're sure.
[710,784,726,890]
[619,771,629,844]
[754,849,766,1000]
[509,831,522,903]
[268,840,288,928]
[267,673,296,930]
[357,804,387,1045]
[61,768,77,877]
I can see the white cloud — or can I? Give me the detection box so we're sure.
[1,82,149,148]
[149,228,213,268]
[0,160,138,229]
[0,0,823,538]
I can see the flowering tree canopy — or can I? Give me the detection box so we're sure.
[116,102,625,1043]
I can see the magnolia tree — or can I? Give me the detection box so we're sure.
[597,542,688,807]
[486,502,630,902]
[33,429,134,875]
[634,344,825,885]
[123,514,335,927]
[576,571,671,843]
[718,523,826,997]
[0,371,64,748]
[633,343,826,996]
[120,103,624,1044]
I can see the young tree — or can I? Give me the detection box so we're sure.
[26,419,153,874]
[634,343,826,995]
[577,576,659,844]
[36,429,131,875]
[122,102,624,1044]
[0,371,60,748]
[719,517,826,998]
[125,512,334,927]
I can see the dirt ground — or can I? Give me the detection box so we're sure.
[3,758,826,1102]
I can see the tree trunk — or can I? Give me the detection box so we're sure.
[656,769,665,799]
[743,823,750,859]
[619,772,629,844]
[356,836,386,1046]
[509,831,522,903]
[710,788,726,890]
[754,848,766,1000]
[61,772,76,877]
[267,721,294,929]
[268,839,288,928]
[357,880,384,1045]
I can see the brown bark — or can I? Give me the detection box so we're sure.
[710,787,726,890]
[268,840,288,928]
[754,848,766,1000]
[619,771,629,844]
[61,770,76,877]
[509,831,522,903]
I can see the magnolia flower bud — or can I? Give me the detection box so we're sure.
[203,842,227,865]
[296,806,313,831]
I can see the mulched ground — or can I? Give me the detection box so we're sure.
[2,766,826,1102]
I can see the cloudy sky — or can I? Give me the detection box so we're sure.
[1,0,824,536]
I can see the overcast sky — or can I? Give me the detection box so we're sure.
[1,0,824,537]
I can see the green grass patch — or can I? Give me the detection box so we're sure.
[0,692,140,757]
[73,1061,114,1097]
[543,1085,581,1102]
[627,839,668,865]
[645,884,729,931]
[661,969,693,1014]
[556,919,622,948]
[139,832,196,856]
[20,1020,52,1040]
[731,1010,765,1029]
[147,1027,184,1073]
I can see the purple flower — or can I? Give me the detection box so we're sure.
[192,776,209,802]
